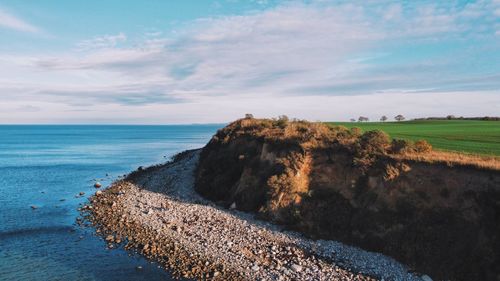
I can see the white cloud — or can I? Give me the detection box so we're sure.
[76,32,127,51]
[0,8,39,33]
[0,1,499,123]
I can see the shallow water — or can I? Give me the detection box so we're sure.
[0,125,220,281]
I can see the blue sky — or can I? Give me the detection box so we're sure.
[0,0,499,124]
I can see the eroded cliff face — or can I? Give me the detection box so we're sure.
[195,118,500,281]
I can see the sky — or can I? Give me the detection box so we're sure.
[0,0,499,124]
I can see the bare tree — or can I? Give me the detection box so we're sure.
[394,114,405,122]
[350,118,356,122]
[358,116,369,122]
[380,115,388,122]
[244,113,254,119]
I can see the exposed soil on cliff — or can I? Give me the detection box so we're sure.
[195,118,500,281]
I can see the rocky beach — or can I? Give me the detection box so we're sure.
[82,149,423,281]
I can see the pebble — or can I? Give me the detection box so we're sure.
[94,182,102,188]
[291,264,302,272]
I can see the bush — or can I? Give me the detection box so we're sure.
[391,139,414,154]
[357,130,391,155]
[275,115,289,128]
[350,127,362,137]
[353,130,391,170]
[414,140,432,153]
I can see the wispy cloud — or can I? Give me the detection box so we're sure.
[0,8,39,33]
[0,0,499,123]
[76,32,127,51]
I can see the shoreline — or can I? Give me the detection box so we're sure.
[82,149,424,280]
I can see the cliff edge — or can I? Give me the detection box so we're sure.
[195,118,500,281]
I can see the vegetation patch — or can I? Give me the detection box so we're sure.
[327,120,500,156]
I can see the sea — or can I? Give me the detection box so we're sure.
[0,125,221,281]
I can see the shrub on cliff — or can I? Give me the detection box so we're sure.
[353,130,391,170]
[391,139,415,154]
[414,139,432,153]
[274,115,289,129]
[357,130,391,155]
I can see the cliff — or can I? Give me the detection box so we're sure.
[195,118,500,281]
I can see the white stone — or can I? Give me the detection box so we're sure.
[291,264,302,272]
[421,275,433,281]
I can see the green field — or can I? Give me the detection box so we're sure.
[326,120,500,156]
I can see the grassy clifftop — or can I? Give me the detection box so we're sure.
[327,120,500,156]
[195,117,500,280]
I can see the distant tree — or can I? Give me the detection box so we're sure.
[245,113,254,119]
[358,116,369,122]
[380,115,388,122]
[394,114,405,122]
[350,118,356,122]
[275,115,289,128]
[446,115,456,120]
[278,115,289,122]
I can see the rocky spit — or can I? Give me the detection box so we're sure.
[81,149,426,281]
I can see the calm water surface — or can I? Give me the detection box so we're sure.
[0,125,221,281]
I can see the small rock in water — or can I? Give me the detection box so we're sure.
[229,202,236,210]
[421,275,433,281]
[79,192,85,196]
[30,205,38,209]
[94,182,102,188]
[136,266,143,270]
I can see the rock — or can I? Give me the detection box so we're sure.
[136,266,143,270]
[229,202,236,210]
[95,190,103,196]
[79,192,85,196]
[251,265,260,271]
[421,275,433,281]
[105,235,114,242]
[291,264,303,272]
[94,182,102,188]
[30,205,38,209]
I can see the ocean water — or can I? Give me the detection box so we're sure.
[0,125,221,281]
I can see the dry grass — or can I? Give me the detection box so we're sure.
[392,150,500,171]
[220,117,500,171]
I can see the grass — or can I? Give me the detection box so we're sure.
[326,120,500,156]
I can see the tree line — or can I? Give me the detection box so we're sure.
[352,115,405,122]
